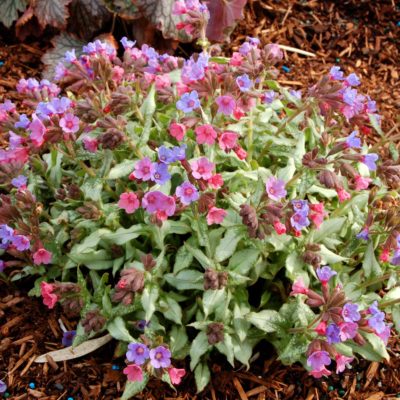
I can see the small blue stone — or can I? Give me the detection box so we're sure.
[112,365,120,370]
[397,21,400,27]
[29,382,36,389]
[67,397,74,400]
[0,62,4,67]
[282,65,290,73]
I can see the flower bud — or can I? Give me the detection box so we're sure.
[206,322,224,345]
[204,268,219,290]
[82,309,106,333]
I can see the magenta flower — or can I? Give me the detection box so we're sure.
[176,182,199,205]
[208,174,223,189]
[218,131,238,151]
[33,248,52,265]
[310,367,331,378]
[336,187,351,202]
[335,354,354,374]
[191,157,214,180]
[169,122,186,141]
[316,266,337,285]
[11,235,30,251]
[142,191,176,217]
[216,95,236,115]
[82,137,98,153]
[123,364,143,382]
[60,113,80,134]
[134,157,153,181]
[40,281,58,309]
[307,350,331,371]
[126,343,150,365]
[168,368,186,385]
[118,192,140,214]
[195,124,217,145]
[290,278,309,296]
[354,175,371,190]
[150,346,171,368]
[265,177,286,201]
[342,303,361,322]
[339,322,358,341]
[29,117,46,148]
[207,207,227,225]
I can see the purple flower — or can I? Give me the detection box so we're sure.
[151,162,171,185]
[11,175,27,189]
[149,346,171,368]
[121,37,136,49]
[368,311,386,334]
[14,114,30,129]
[262,90,276,104]
[136,320,149,331]
[291,200,309,214]
[346,73,360,87]
[339,322,358,341]
[391,250,400,265]
[36,102,52,119]
[0,224,14,244]
[176,91,200,113]
[48,97,72,114]
[158,146,175,164]
[329,66,344,80]
[376,324,391,345]
[60,113,80,134]
[11,234,30,251]
[171,144,186,161]
[134,157,153,181]
[316,266,337,285]
[126,343,150,365]
[62,330,76,347]
[289,89,302,100]
[9,131,24,149]
[361,154,379,171]
[265,177,286,201]
[0,260,5,273]
[342,303,361,322]
[182,59,206,82]
[356,227,370,241]
[326,323,341,344]
[216,95,236,115]
[307,350,331,371]
[0,379,7,394]
[236,74,252,92]
[366,97,377,113]
[65,49,77,63]
[345,131,361,149]
[368,301,380,315]
[290,212,310,231]
[343,87,358,106]
[239,42,252,55]
[176,182,199,205]
[247,37,260,46]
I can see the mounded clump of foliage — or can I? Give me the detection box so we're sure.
[1,1,400,397]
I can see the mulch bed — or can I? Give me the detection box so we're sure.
[1,1,400,399]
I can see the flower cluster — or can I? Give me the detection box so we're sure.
[173,0,210,39]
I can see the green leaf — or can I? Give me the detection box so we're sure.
[245,310,282,333]
[232,336,254,367]
[107,159,135,179]
[215,227,245,263]
[194,362,210,393]
[203,289,225,318]
[160,296,182,325]
[173,245,194,274]
[184,242,213,269]
[169,325,188,357]
[164,270,204,291]
[121,373,149,399]
[277,334,309,365]
[0,0,27,28]
[190,331,210,370]
[102,225,148,245]
[312,217,345,242]
[141,286,159,321]
[228,249,260,275]
[215,334,234,366]
[107,317,135,342]
[319,245,349,264]
[81,177,103,201]
[392,304,400,333]
[349,332,389,362]
[362,241,382,278]
[68,249,112,270]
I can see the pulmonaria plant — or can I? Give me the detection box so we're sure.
[0,32,399,397]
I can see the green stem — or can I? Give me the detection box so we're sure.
[359,270,400,289]
[288,315,322,334]
[379,297,400,309]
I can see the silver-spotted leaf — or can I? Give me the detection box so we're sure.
[0,0,27,28]
[34,0,72,29]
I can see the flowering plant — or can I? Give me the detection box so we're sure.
[1,21,400,397]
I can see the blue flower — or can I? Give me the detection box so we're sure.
[14,114,30,129]
[151,162,171,185]
[290,212,310,231]
[316,265,337,285]
[326,323,341,344]
[346,73,360,87]
[343,87,358,106]
[62,330,76,347]
[11,175,27,189]
[356,227,369,241]
[158,146,175,164]
[120,37,136,49]
[291,200,309,214]
[361,153,379,171]
[329,66,344,80]
[345,131,361,149]
[0,224,14,245]
[236,74,252,92]
[176,91,200,113]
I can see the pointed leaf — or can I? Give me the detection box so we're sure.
[0,0,27,28]
[34,0,72,29]
[107,317,135,342]
[190,331,210,370]
[194,362,210,393]
[245,310,282,333]
[121,373,149,399]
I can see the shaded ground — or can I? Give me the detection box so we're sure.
[1,0,400,399]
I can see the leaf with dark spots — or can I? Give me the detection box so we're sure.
[34,0,72,29]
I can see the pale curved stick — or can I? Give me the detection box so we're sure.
[278,44,316,58]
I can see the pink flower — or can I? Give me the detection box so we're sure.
[191,157,214,180]
[60,113,80,134]
[234,146,247,160]
[273,221,286,235]
[33,248,52,265]
[290,278,309,296]
[123,364,143,382]
[118,192,140,214]
[310,367,331,378]
[207,207,227,225]
[233,107,245,120]
[134,157,153,181]
[83,137,98,153]
[380,249,390,262]
[230,52,243,66]
[315,321,327,335]
[155,74,171,90]
[309,203,327,229]
[29,117,46,148]
[169,122,186,141]
[354,175,371,190]
[112,66,124,83]
[40,281,58,309]
[168,368,186,385]
[142,191,176,217]
[218,131,238,151]
[335,354,354,374]
[208,174,223,189]
[216,95,236,115]
[336,187,351,202]
[195,124,217,145]
[339,322,358,341]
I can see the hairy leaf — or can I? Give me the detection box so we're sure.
[0,0,27,28]
[103,0,140,19]
[121,373,149,399]
[204,0,247,42]
[194,362,210,393]
[34,0,72,29]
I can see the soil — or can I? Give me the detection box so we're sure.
[1,0,400,399]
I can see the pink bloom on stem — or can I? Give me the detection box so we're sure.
[380,248,390,262]
[230,52,243,66]
[234,146,247,160]
[309,203,327,229]
[354,175,371,190]
[266,176,287,201]
[335,354,354,374]
[233,107,245,120]
[168,368,186,385]
[134,157,153,181]
[111,66,124,83]
[40,281,58,309]
[191,157,214,180]
[60,113,80,134]
[207,207,227,225]
[218,131,238,151]
[83,137,98,153]
[339,322,358,341]
[155,74,171,90]
[118,192,140,214]
[290,278,309,296]
[169,122,186,141]
[29,117,46,147]
[376,324,391,345]
[123,364,143,382]
[216,95,236,115]
[208,174,223,189]
[33,248,52,265]
[315,321,327,335]
[273,220,286,235]
[310,367,332,378]
[337,187,351,202]
[195,124,217,145]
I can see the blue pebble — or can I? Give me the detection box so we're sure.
[67,397,74,400]
[397,21,400,27]
[0,62,4,67]
[29,382,36,389]
[112,365,120,370]
[282,65,290,73]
